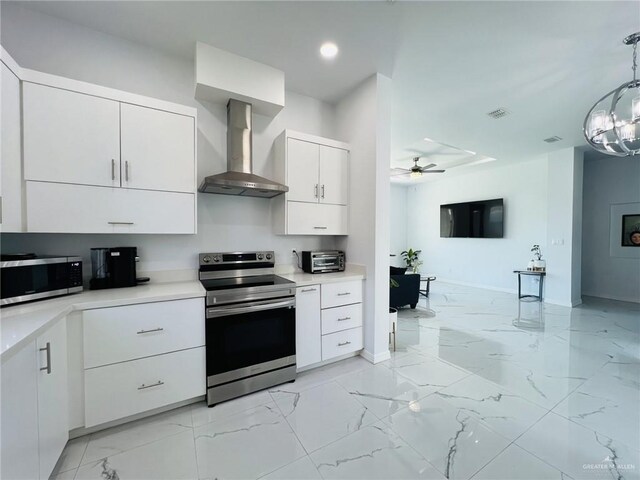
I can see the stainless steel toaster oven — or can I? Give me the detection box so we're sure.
[301,251,345,274]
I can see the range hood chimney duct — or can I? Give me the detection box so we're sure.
[198,99,288,198]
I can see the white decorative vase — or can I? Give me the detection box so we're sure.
[533,260,546,272]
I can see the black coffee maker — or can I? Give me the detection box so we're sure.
[90,247,139,290]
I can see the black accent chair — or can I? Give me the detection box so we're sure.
[390,267,420,309]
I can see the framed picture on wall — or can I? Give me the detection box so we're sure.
[621,214,640,247]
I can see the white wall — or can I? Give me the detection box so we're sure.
[406,156,549,292]
[0,4,339,277]
[390,184,408,267]
[582,155,640,303]
[335,74,391,363]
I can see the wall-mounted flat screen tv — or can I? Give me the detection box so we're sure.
[440,198,504,238]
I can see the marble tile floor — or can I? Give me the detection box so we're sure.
[51,282,640,480]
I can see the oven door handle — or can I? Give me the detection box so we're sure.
[207,298,295,318]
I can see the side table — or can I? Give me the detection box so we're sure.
[513,270,545,301]
[419,276,436,297]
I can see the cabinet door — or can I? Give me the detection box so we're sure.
[295,285,321,369]
[287,138,319,203]
[121,104,195,193]
[23,83,120,187]
[1,62,24,231]
[37,319,69,480]
[319,146,348,205]
[26,181,196,234]
[1,341,40,480]
[287,202,348,235]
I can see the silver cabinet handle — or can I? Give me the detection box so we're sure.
[300,288,317,293]
[137,327,164,335]
[125,161,129,182]
[314,184,318,198]
[338,341,352,347]
[138,381,164,390]
[337,316,351,321]
[111,159,116,181]
[39,342,51,374]
[337,292,351,296]
[314,226,327,230]
[321,184,325,198]
[108,221,134,225]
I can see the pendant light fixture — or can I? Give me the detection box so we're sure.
[583,32,640,156]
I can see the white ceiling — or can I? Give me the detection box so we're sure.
[9,1,640,169]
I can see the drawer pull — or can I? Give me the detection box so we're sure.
[337,316,351,321]
[137,380,164,390]
[136,327,164,335]
[313,226,327,230]
[108,221,134,225]
[338,341,352,347]
[337,292,351,296]
[300,288,317,293]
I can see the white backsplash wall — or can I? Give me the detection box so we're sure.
[0,4,339,277]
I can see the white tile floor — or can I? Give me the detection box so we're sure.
[52,282,640,480]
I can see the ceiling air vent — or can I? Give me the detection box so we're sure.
[543,136,563,143]
[486,108,510,119]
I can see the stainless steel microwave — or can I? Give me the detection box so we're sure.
[1,255,83,306]
[301,251,345,274]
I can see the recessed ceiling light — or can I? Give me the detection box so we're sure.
[320,42,338,59]
[423,137,433,142]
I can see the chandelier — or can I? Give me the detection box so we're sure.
[583,32,640,156]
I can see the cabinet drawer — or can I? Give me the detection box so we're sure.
[321,327,363,361]
[84,347,205,427]
[83,298,204,369]
[321,280,363,308]
[321,303,362,335]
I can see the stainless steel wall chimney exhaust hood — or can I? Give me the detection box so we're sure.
[198,99,288,198]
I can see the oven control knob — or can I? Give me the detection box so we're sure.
[257,254,264,260]
[213,255,221,262]
[266,253,273,260]
[202,255,211,263]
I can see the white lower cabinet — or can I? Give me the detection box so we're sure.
[26,181,195,234]
[85,347,205,427]
[0,318,68,480]
[295,285,322,369]
[82,298,206,428]
[295,280,363,369]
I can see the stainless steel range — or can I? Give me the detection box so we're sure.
[199,251,297,406]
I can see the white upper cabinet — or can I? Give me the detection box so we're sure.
[23,83,121,188]
[120,104,195,193]
[1,59,24,231]
[287,138,320,203]
[15,66,198,234]
[273,130,350,236]
[318,146,348,206]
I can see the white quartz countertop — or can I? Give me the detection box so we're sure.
[1,281,205,361]
[279,269,365,287]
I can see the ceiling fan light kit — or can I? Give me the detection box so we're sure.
[583,32,640,157]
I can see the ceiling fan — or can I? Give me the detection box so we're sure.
[390,157,445,178]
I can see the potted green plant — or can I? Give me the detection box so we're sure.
[401,248,423,274]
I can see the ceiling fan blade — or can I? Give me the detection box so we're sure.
[421,170,446,173]
[419,163,437,170]
[390,168,411,177]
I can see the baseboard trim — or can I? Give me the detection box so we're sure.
[360,349,391,364]
[581,291,640,304]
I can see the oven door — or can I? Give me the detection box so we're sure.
[206,296,296,387]
[312,254,343,272]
